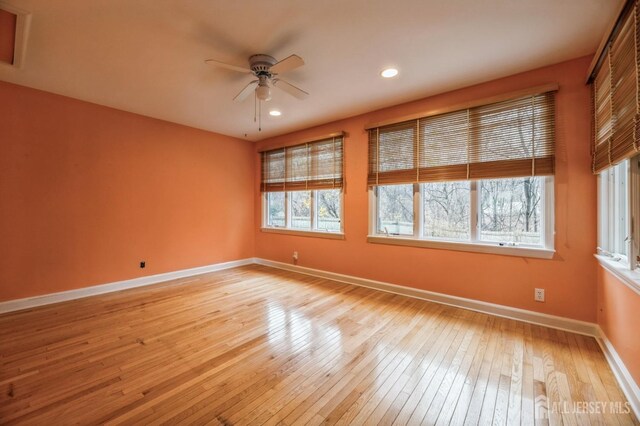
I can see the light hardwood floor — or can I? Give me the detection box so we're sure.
[0,265,637,425]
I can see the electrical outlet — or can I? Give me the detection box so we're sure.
[293,251,299,261]
[140,261,146,269]
[534,288,545,302]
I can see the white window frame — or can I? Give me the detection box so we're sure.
[368,177,555,259]
[596,157,640,295]
[261,190,344,239]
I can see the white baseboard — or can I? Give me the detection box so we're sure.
[596,328,640,419]
[254,258,599,336]
[1,257,598,336]
[0,258,255,314]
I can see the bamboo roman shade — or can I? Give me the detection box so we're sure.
[591,1,640,173]
[367,91,556,186]
[261,134,344,192]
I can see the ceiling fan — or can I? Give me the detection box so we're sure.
[205,54,309,103]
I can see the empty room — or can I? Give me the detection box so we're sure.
[1,0,639,424]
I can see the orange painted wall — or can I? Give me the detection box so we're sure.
[597,266,640,385]
[0,81,255,302]
[255,56,598,322]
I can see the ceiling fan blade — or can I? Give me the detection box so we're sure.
[270,54,304,74]
[233,80,259,102]
[205,58,252,74]
[273,78,309,100]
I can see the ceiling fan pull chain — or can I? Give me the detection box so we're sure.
[259,99,262,132]
[254,91,257,123]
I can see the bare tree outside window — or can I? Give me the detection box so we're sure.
[267,192,285,227]
[423,181,470,240]
[378,184,413,235]
[291,191,311,229]
[317,189,341,231]
[480,177,542,244]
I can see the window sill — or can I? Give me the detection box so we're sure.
[261,227,345,240]
[367,235,555,259]
[595,254,640,296]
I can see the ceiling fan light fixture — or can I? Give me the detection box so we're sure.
[269,110,282,116]
[256,83,271,101]
[381,67,399,78]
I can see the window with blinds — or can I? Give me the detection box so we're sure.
[591,1,640,173]
[261,133,344,192]
[367,91,556,186]
[591,0,640,275]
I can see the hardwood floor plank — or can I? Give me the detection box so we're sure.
[475,318,510,425]
[421,312,488,425]
[507,331,525,425]
[521,323,536,426]
[0,265,636,425]
[449,316,500,426]
[404,311,475,424]
[434,314,492,425]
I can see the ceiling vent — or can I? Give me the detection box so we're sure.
[0,2,30,68]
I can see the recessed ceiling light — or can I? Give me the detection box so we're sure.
[269,110,282,117]
[381,68,399,78]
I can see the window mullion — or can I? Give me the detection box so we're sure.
[414,183,421,238]
[541,177,548,249]
[633,158,640,270]
[597,173,607,251]
[470,180,479,242]
[413,183,420,238]
[371,187,379,235]
[311,190,316,230]
[543,176,554,250]
[625,160,633,269]
[608,168,615,251]
[285,191,291,228]
[608,169,615,253]
[615,164,626,258]
[615,166,621,255]
[263,193,268,227]
[340,190,345,234]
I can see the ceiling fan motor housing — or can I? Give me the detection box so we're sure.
[249,54,277,76]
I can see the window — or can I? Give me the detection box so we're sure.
[377,184,413,236]
[589,2,640,288]
[597,157,639,272]
[266,192,285,227]
[264,189,343,234]
[261,133,344,237]
[290,191,311,230]
[316,189,342,232]
[423,181,470,240]
[479,177,544,245]
[366,87,556,258]
[372,177,552,255]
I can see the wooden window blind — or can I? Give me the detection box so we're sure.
[591,1,640,173]
[261,133,344,192]
[367,91,556,186]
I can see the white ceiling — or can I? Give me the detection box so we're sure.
[0,0,622,141]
